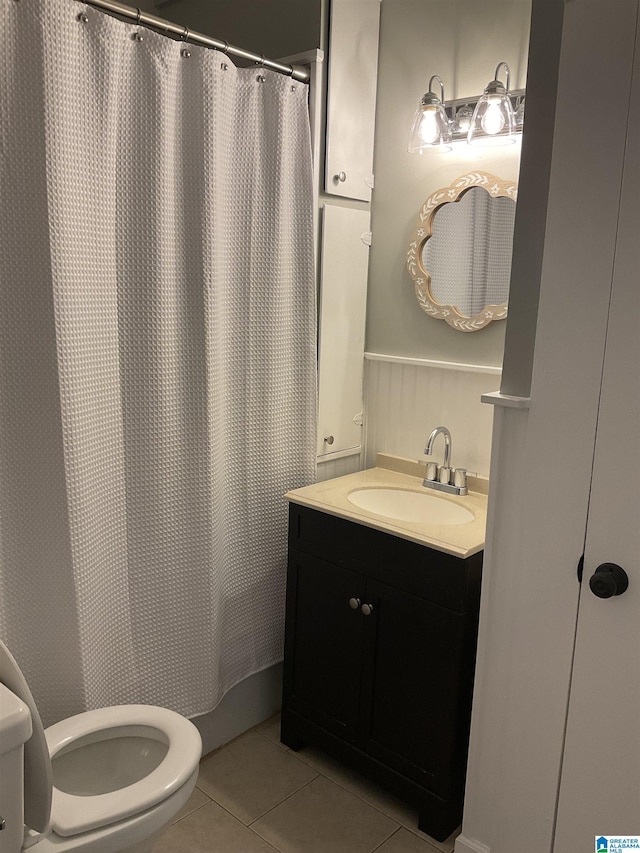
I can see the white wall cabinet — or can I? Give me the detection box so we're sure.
[325,0,380,202]
[280,3,379,468]
[314,0,380,467]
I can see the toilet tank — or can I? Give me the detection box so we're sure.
[0,682,32,853]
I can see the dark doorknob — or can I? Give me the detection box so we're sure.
[589,563,629,598]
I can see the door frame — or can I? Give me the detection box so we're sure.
[455,2,640,852]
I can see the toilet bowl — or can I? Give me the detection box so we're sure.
[0,640,202,853]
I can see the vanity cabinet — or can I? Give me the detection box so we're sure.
[281,504,483,842]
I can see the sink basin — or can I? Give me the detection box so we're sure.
[347,488,474,526]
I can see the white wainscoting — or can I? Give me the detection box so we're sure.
[364,355,501,478]
[316,451,363,482]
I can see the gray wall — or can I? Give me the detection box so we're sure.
[137,0,324,59]
[367,0,531,367]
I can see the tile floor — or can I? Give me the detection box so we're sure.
[153,714,460,853]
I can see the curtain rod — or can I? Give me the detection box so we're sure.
[74,0,310,82]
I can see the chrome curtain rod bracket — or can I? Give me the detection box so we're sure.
[73,0,310,82]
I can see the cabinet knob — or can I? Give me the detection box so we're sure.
[361,602,374,616]
[349,597,361,610]
[334,171,347,183]
[589,562,629,598]
[324,435,335,445]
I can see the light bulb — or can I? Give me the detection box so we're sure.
[481,98,506,135]
[419,108,439,144]
[454,105,473,135]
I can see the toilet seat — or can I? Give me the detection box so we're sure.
[30,767,199,853]
[1,638,202,853]
[45,704,202,837]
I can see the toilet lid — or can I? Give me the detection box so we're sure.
[0,640,52,832]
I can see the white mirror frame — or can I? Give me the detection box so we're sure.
[407,171,518,332]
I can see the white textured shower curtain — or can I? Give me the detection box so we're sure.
[0,0,316,726]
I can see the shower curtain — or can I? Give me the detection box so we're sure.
[0,0,316,726]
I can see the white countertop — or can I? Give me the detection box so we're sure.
[285,454,488,558]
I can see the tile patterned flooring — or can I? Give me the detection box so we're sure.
[153,714,459,853]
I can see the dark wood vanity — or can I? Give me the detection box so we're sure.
[281,502,483,842]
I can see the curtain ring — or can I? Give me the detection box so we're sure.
[180,26,191,55]
[132,7,144,40]
[222,40,230,54]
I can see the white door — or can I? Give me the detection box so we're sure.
[553,10,640,850]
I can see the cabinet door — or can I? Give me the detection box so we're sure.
[283,550,364,740]
[325,0,380,201]
[317,205,370,457]
[359,579,469,798]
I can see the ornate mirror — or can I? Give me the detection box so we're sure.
[407,171,518,331]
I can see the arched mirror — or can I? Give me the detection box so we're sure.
[407,171,518,331]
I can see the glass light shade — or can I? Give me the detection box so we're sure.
[468,92,516,146]
[468,62,517,146]
[408,103,451,152]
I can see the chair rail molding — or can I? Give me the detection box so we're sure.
[365,352,502,375]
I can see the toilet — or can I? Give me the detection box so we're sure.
[0,639,202,853]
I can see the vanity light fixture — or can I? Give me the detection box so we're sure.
[408,64,525,152]
[515,94,526,130]
[467,62,516,146]
[407,75,452,152]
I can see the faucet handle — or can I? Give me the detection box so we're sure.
[424,461,439,481]
[453,468,477,488]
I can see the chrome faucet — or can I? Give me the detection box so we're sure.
[425,426,452,470]
[423,426,472,495]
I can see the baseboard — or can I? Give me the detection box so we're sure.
[191,662,283,755]
[454,835,491,853]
